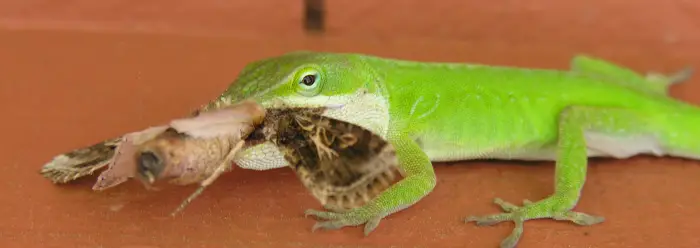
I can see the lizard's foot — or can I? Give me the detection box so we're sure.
[465,197,605,248]
[304,207,384,236]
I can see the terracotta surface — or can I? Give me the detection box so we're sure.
[2,1,700,248]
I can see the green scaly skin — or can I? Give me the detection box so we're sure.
[200,51,700,248]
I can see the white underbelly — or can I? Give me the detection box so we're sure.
[419,131,668,163]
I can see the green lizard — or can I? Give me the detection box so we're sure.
[200,51,698,248]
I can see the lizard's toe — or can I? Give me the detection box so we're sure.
[466,196,605,248]
[493,198,520,213]
[305,208,383,235]
[304,208,342,220]
[464,198,521,226]
[553,211,605,225]
[311,219,350,231]
[465,213,517,226]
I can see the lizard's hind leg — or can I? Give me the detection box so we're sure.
[465,105,663,248]
[570,55,693,95]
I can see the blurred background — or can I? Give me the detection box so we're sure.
[0,1,699,247]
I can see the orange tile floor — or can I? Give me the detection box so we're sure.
[1,1,699,247]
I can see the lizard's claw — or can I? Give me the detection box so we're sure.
[304,208,383,236]
[465,197,605,248]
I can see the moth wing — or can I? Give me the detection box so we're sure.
[40,137,121,184]
[169,100,265,139]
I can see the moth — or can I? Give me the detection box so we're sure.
[40,137,121,184]
[41,100,265,192]
[247,107,404,212]
[40,100,403,214]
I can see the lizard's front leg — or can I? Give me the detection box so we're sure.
[304,131,437,235]
[466,105,651,248]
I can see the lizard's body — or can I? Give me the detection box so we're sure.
[363,56,699,162]
[203,51,699,247]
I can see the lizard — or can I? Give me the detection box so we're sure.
[192,51,699,248]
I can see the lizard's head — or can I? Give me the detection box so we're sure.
[205,51,389,136]
[203,51,392,171]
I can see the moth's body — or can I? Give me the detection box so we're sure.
[246,107,403,212]
[199,52,700,248]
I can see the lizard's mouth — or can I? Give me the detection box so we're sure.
[322,103,346,109]
[255,89,390,140]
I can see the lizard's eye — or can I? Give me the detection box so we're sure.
[295,68,323,96]
[300,74,316,87]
